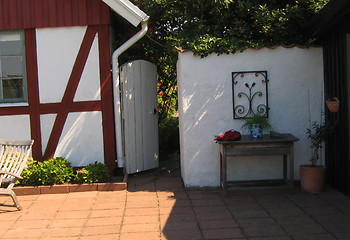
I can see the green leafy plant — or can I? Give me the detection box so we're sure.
[19,157,73,186]
[159,116,180,159]
[307,120,336,166]
[73,161,109,184]
[242,114,271,132]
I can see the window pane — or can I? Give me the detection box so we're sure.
[2,78,23,99]
[0,41,21,56]
[0,57,22,77]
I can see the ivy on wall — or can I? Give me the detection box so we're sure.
[113,0,329,119]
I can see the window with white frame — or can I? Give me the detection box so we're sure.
[0,30,27,103]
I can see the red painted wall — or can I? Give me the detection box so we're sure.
[0,0,110,30]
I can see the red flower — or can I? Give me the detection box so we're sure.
[149,28,154,34]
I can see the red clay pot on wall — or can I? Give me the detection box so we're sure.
[326,97,340,113]
[300,165,326,193]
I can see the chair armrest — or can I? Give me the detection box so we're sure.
[0,170,23,179]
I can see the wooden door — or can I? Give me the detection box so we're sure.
[120,60,159,174]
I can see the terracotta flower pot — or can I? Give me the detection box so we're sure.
[326,97,340,113]
[300,165,326,193]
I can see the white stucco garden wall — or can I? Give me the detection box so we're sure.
[177,47,324,187]
[36,26,104,166]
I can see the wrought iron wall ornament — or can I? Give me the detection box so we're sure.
[232,71,269,119]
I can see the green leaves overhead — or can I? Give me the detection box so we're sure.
[113,0,329,120]
[129,0,328,57]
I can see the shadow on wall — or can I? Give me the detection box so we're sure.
[178,47,324,186]
[41,110,104,167]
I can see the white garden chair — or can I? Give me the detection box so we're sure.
[0,139,34,210]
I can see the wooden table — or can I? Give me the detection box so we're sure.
[216,134,299,195]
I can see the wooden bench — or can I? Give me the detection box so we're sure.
[0,140,34,210]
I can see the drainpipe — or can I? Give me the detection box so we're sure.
[112,16,149,168]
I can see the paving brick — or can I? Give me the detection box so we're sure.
[85,216,123,226]
[313,213,350,223]
[54,210,90,219]
[66,191,98,199]
[202,228,245,239]
[125,200,158,208]
[303,206,341,216]
[231,209,270,219]
[11,219,51,229]
[80,234,118,240]
[162,229,202,240]
[267,207,305,218]
[283,223,327,235]
[41,227,83,237]
[0,220,15,230]
[159,206,194,215]
[19,210,57,220]
[191,198,226,207]
[292,234,337,240]
[322,221,350,233]
[47,218,86,228]
[335,232,350,240]
[199,219,238,229]
[242,225,286,238]
[124,207,159,216]
[2,228,43,238]
[120,231,160,240]
[89,208,124,218]
[276,215,316,226]
[250,236,291,240]
[159,199,191,208]
[81,225,120,235]
[59,199,94,211]
[238,218,276,228]
[161,220,198,231]
[123,215,159,224]
[121,223,160,233]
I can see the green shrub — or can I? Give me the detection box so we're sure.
[19,157,73,186]
[159,116,180,158]
[73,161,109,184]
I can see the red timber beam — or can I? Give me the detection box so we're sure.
[25,29,43,161]
[98,24,116,174]
[43,25,98,160]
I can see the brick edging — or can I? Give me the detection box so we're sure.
[14,175,128,196]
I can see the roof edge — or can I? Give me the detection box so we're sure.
[102,0,148,27]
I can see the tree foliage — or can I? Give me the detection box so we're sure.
[113,0,329,120]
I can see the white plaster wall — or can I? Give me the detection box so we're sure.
[177,47,324,187]
[0,115,31,140]
[35,26,104,166]
[36,27,101,103]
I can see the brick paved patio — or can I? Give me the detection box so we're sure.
[1,166,350,240]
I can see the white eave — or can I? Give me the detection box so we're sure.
[102,0,149,27]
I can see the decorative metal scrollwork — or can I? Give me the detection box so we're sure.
[232,71,269,119]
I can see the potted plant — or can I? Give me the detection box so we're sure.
[242,114,271,138]
[301,120,335,193]
[326,97,340,113]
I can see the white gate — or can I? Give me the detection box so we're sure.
[120,60,159,174]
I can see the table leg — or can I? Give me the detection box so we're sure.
[283,155,287,184]
[220,144,227,196]
[289,143,295,193]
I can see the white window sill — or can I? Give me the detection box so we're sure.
[0,102,29,107]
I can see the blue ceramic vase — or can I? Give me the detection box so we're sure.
[250,123,262,138]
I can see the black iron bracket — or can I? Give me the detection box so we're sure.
[232,71,269,119]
